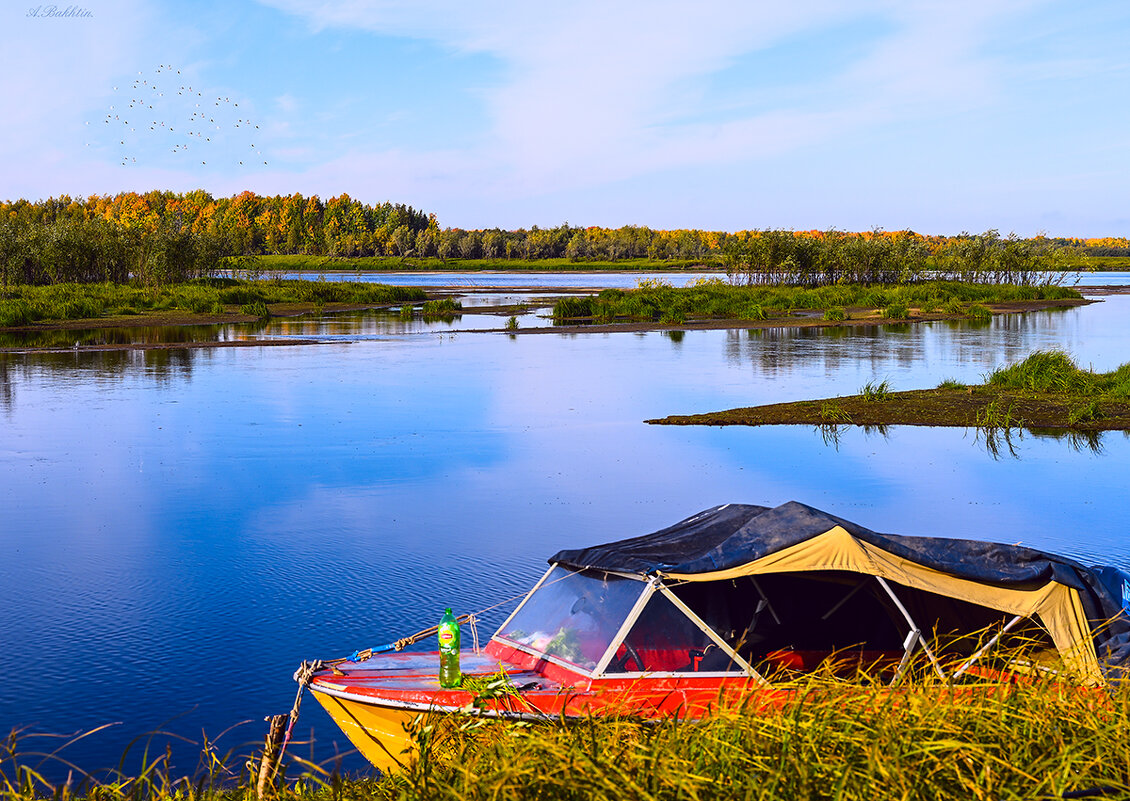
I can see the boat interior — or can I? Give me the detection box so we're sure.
[493,565,1062,685]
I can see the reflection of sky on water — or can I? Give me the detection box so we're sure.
[278,269,1130,290]
[1,293,1129,775]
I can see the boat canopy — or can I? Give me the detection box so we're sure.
[547,501,1130,685]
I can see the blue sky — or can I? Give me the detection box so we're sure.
[3,0,1129,236]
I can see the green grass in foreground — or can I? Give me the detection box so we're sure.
[552,279,1080,324]
[0,279,426,327]
[5,670,1130,801]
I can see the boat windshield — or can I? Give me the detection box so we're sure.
[497,566,647,673]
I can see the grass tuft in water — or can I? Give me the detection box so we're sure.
[240,301,271,320]
[988,350,1101,394]
[420,299,462,322]
[1068,400,1104,425]
[859,380,891,401]
[551,296,595,323]
[937,378,966,391]
[966,303,993,321]
[975,398,1018,429]
[820,402,853,423]
[883,302,909,320]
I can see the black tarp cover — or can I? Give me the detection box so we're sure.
[550,501,1130,679]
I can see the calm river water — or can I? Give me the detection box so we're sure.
[2,274,1128,776]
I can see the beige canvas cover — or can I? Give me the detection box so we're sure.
[662,525,1101,684]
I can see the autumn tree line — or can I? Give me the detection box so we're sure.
[0,190,432,286]
[0,190,1119,286]
[723,228,1084,287]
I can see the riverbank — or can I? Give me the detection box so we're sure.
[648,352,1130,432]
[258,254,721,272]
[0,279,426,328]
[256,253,1130,273]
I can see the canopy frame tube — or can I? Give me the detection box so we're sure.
[657,582,767,685]
[749,576,783,625]
[951,614,1025,680]
[821,579,868,621]
[492,564,557,641]
[591,576,661,677]
[492,565,652,679]
[876,576,947,680]
[588,577,768,684]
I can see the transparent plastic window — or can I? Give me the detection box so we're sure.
[500,566,647,672]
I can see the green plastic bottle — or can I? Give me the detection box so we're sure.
[437,608,462,688]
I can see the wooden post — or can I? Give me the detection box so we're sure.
[256,714,288,800]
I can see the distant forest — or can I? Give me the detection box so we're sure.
[0,190,1124,286]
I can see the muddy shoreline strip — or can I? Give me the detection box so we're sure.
[647,388,1130,432]
[0,294,1105,353]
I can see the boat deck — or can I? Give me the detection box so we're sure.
[311,651,573,717]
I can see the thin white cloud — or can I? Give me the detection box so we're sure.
[257,0,1041,199]
[4,0,1126,235]
[275,94,299,113]
[0,1,178,198]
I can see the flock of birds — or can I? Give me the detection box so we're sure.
[87,64,267,169]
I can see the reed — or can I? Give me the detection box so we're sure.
[420,299,462,322]
[859,380,891,401]
[372,673,1129,801]
[883,302,909,320]
[551,297,595,323]
[8,663,1130,801]
[240,301,272,320]
[820,402,853,424]
[987,350,1104,395]
[936,379,967,391]
[966,303,993,321]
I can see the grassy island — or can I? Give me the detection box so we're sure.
[648,351,1130,432]
[552,280,1083,327]
[0,278,425,329]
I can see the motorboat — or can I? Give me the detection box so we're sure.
[302,501,1130,772]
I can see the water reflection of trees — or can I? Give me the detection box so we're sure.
[978,426,1109,460]
[723,310,1080,383]
[0,324,227,351]
[726,325,934,378]
[0,349,197,413]
[0,358,13,413]
[813,420,1108,460]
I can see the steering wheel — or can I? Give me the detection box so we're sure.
[610,641,644,672]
